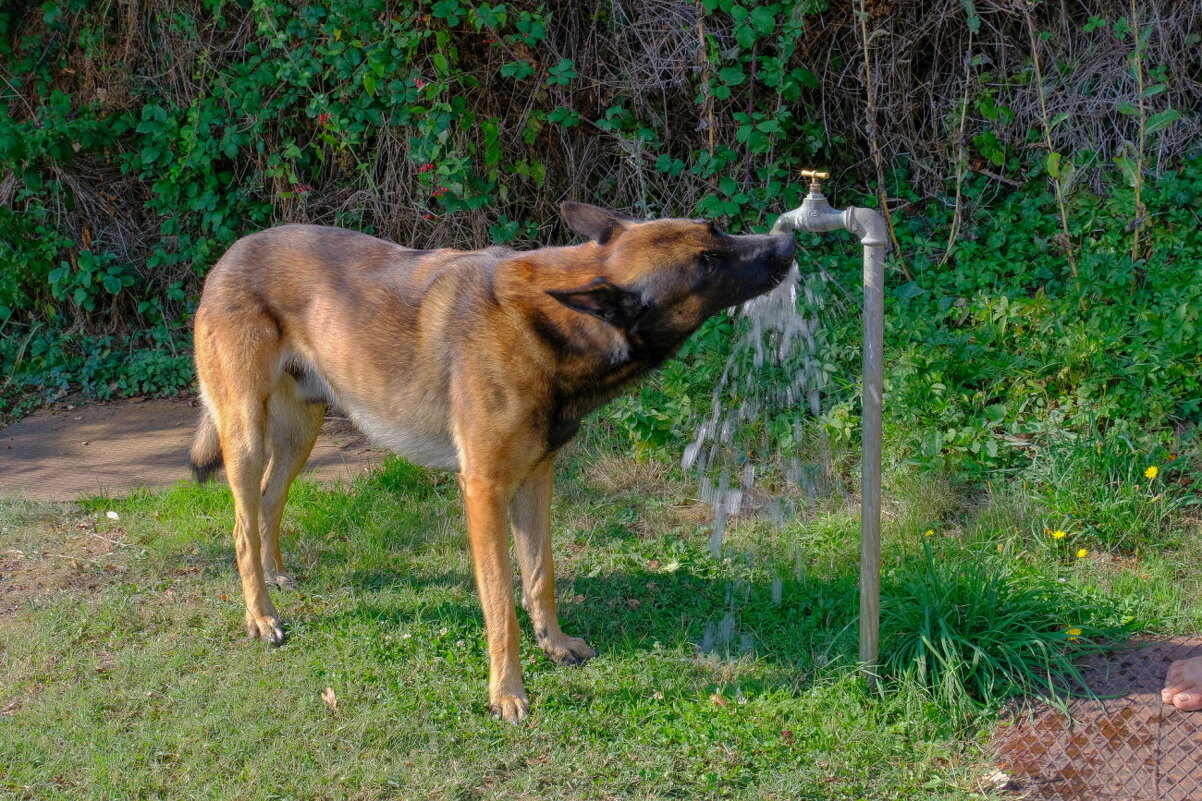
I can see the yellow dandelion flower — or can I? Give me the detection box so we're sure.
[1076,548,1088,559]
[1066,627,1082,640]
[1052,530,1067,540]
[924,529,934,537]
[1144,465,1159,479]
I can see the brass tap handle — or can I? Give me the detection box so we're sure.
[800,169,830,193]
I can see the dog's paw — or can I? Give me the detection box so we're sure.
[541,633,597,667]
[245,611,285,646]
[489,689,530,724]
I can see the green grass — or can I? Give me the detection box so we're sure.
[1,446,1199,800]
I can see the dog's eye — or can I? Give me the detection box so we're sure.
[699,251,723,274]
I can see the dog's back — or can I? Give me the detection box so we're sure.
[194,225,518,471]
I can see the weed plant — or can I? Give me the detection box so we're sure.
[1017,425,1196,553]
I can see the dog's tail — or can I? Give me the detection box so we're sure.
[190,406,223,483]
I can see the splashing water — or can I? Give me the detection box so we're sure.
[685,249,841,655]
[685,255,839,529]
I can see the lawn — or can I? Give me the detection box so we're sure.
[2,436,1198,800]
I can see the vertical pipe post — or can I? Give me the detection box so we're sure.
[859,235,885,685]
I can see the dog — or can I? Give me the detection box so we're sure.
[190,202,795,721]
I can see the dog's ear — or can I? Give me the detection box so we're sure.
[561,202,634,246]
[546,277,647,328]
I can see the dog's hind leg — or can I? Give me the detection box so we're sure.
[259,378,326,587]
[195,310,285,645]
[511,457,596,667]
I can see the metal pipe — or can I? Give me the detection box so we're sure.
[772,171,886,684]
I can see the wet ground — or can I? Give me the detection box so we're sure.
[0,398,383,502]
[993,638,1202,800]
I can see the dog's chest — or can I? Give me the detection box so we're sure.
[345,403,459,470]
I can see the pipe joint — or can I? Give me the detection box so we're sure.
[772,192,888,250]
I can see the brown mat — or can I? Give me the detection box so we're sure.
[993,638,1202,800]
[0,399,384,502]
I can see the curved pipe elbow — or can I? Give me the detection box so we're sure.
[772,201,889,249]
[845,207,889,248]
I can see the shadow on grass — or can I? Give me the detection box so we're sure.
[125,459,865,690]
[305,558,861,682]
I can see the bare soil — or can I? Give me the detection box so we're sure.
[0,398,384,502]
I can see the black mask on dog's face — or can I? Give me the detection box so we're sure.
[551,203,795,342]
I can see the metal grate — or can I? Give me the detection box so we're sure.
[992,638,1202,800]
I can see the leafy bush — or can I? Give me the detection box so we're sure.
[1,0,1199,490]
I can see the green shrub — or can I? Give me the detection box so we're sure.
[1,0,1199,490]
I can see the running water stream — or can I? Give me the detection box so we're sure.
[684,247,842,656]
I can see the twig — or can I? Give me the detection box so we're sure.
[940,26,975,270]
[856,1,912,281]
[1128,0,1147,265]
[90,532,129,548]
[45,553,107,565]
[1022,2,1077,278]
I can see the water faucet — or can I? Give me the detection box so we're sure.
[772,169,887,684]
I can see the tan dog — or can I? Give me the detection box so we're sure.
[190,202,794,721]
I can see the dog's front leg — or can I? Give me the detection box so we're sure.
[458,471,528,722]
[511,458,596,667]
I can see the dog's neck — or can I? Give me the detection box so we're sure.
[495,245,683,402]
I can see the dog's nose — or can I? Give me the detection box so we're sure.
[771,233,795,262]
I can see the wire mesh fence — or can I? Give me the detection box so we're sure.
[992,638,1202,801]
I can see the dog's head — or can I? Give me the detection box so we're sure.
[548,202,795,347]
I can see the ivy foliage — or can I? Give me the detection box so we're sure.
[0,0,1199,482]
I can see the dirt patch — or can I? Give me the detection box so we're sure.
[0,398,384,502]
[0,511,133,615]
[993,638,1202,800]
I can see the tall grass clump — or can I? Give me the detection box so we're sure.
[881,540,1137,722]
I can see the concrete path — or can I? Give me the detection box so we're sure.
[0,398,384,502]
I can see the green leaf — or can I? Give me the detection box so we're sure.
[1116,100,1139,116]
[961,0,981,33]
[750,6,775,33]
[1144,108,1181,135]
[1114,153,1139,187]
[482,119,501,168]
[500,61,533,79]
[1046,152,1062,179]
[718,66,745,86]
